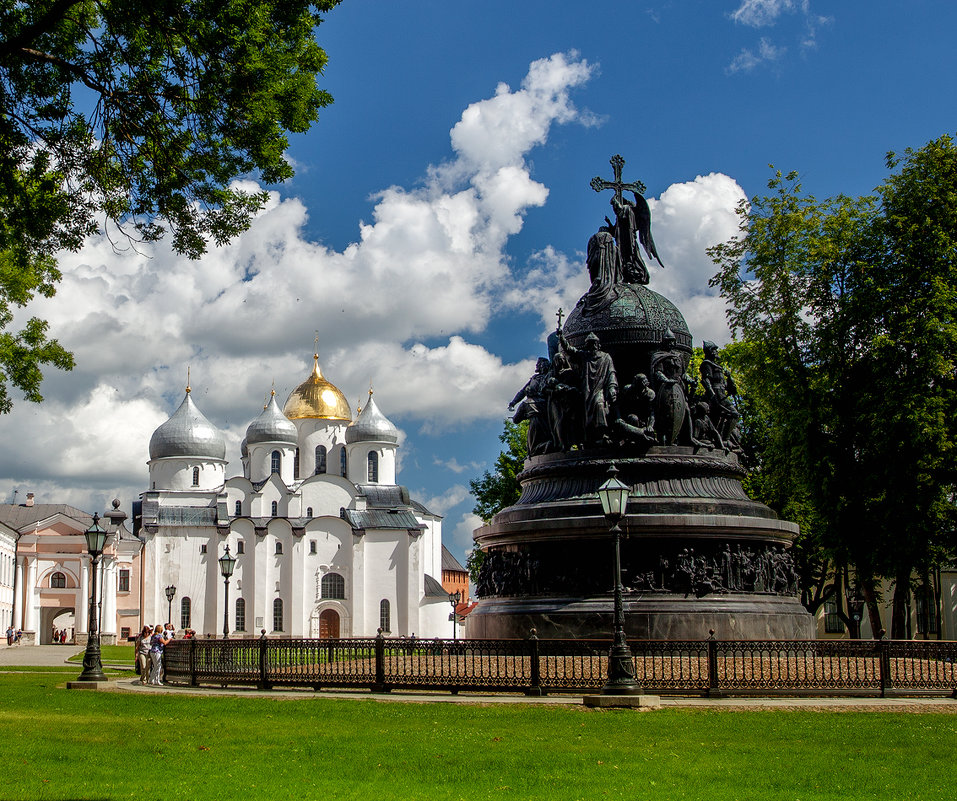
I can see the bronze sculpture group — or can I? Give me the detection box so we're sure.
[508,165,743,457]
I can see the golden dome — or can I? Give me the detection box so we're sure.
[282,354,352,421]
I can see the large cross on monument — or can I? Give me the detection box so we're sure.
[590,154,646,203]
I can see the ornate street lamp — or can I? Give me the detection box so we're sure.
[218,545,236,639]
[597,464,640,695]
[76,514,108,682]
[165,584,177,627]
[448,590,462,640]
[847,591,866,640]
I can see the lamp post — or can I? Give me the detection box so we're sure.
[847,591,866,640]
[165,585,176,627]
[597,464,640,695]
[218,545,236,639]
[76,514,108,682]
[448,590,461,640]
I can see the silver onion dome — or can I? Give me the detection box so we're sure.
[149,391,226,460]
[246,392,298,445]
[346,392,399,444]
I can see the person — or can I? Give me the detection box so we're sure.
[135,625,152,684]
[15,629,21,644]
[148,624,171,686]
[5,625,12,646]
[509,357,552,456]
[558,330,618,446]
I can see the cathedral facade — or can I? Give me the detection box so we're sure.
[134,355,456,639]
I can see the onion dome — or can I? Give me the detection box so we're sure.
[283,353,352,421]
[149,389,226,460]
[246,391,298,445]
[346,390,399,444]
[240,438,248,458]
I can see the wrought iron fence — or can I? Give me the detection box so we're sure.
[162,634,957,698]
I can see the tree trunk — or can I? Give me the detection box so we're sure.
[862,582,883,638]
[891,569,911,639]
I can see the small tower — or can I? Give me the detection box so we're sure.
[148,382,226,491]
[245,391,299,484]
[346,388,399,485]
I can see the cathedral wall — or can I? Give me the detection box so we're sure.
[346,443,397,486]
[357,532,402,636]
[247,443,296,485]
[420,597,454,639]
[298,478,354,518]
[295,420,349,477]
[148,458,225,492]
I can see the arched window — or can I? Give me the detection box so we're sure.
[306,507,313,518]
[271,500,278,517]
[181,597,192,630]
[275,540,283,555]
[234,500,242,516]
[379,599,391,633]
[273,598,284,632]
[340,447,347,478]
[192,466,200,486]
[315,445,327,475]
[271,450,281,474]
[235,598,246,632]
[50,571,66,589]
[367,451,379,483]
[294,448,300,480]
[321,572,345,600]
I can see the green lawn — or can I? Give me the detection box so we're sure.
[66,644,135,665]
[0,670,954,800]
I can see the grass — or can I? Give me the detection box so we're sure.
[0,672,954,801]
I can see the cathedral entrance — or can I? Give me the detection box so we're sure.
[318,609,340,639]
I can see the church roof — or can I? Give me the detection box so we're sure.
[149,391,226,461]
[441,545,466,573]
[341,508,425,532]
[424,574,447,598]
[346,391,398,444]
[283,354,352,421]
[355,484,411,507]
[246,392,298,445]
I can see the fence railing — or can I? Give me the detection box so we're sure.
[162,633,957,697]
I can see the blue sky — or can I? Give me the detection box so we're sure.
[2,0,955,561]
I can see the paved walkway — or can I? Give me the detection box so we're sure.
[0,644,82,667]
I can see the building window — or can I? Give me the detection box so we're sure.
[235,500,242,516]
[271,500,278,516]
[310,540,317,555]
[118,569,130,592]
[181,597,191,630]
[271,450,281,474]
[294,449,300,480]
[379,599,391,633]
[121,626,131,640]
[192,466,200,486]
[916,590,939,635]
[340,448,347,478]
[235,598,246,632]
[275,540,283,555]
[50,571,66,589]
[237,540,245,555]
[200,544,207,554]
[367,451,378,483]
[306,506,313,518]
[321,572,345,600]
[273,598,284,632]
[315,445,327,475]
[823,598,845,634]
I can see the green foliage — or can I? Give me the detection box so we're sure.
[469,418,528,523]
[465,547,485,584]
[0,0,340,410]
[709,137,957,634]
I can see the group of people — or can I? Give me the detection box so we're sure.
[4,626,22,646]
[135,623,175,685]
[51,627,71,644]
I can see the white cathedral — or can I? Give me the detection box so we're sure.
[134,354,463,640]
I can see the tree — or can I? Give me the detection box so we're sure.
[710,137,957,637]
[469,419,528,523]
[0,0,340,411]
